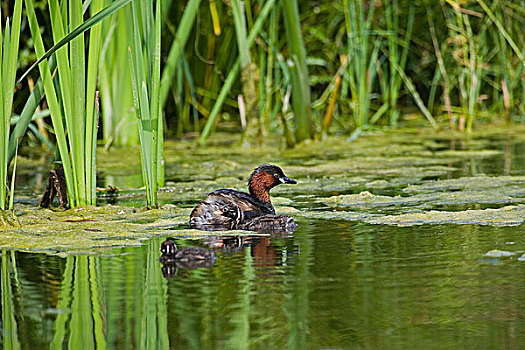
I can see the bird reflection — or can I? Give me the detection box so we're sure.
[159,238,216,278]
[159,233,298,279]
[203,235,292,267]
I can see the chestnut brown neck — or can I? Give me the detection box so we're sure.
[248,171,276,203]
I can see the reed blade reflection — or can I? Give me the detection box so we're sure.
[1,251,21,349]
[3,217,525,349]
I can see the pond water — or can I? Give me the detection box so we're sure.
[2,129,525,349]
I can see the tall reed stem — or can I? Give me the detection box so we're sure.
[0,0,23,209]
[343,0,380,130]
[129,0,163,208]
[281,0,312,142]
[26,0,109,207]
[232,0,260,144]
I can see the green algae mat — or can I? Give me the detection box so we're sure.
[5,126,525,255]
[0,204,266,255]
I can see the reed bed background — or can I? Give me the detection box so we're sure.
[1,0,524,208]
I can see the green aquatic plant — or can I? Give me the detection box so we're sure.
[0,0,22,210]
[281,0,313,143]
[99,5,138,148]
[7,0,133,194]
[24,0,131,207]
[196,0,313,145]
[262,5,281,134]
[5,0,524,173]
[382,0,415,126]
[7,61,56,163]
[159,0,201,112]
[431,0,525,131]
[99,0,200,148]
[478,0,525,121]
[128,0,163,208]
[343,0,381,131]
[199,0,277,144]
[446,3,487,132]
[427,6,455,129]
[476,0,525,65]
[232,0,261,144]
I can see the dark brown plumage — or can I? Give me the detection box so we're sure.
[219,203,296,233]
[189,164,296,231]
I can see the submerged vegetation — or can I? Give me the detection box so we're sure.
[0,0,524,209]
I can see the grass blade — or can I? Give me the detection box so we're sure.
[85,0,104,204]
[17,0,132,87]
[391,57,438,129]
[7,56,57,163]
[1,0,23,209]
[26,0,75,202]
[199,0,276,144]
[8,141,18,210]
[159,0,201,110]
[281,0,312,142]
[129,0,162,208]
[476,0,525,65]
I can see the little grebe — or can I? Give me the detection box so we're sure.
[189,164,296,230]
[219,203,296,233]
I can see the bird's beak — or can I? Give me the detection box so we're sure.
[279,176,297,184]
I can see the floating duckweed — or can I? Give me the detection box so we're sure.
[0,204,267,255]
[10,127,525,254]
[484,250,516,258]
[365,205,525,227]
[403,175,525,193]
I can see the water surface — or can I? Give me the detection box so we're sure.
[2,130,525,349]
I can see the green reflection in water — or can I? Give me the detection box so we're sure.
[48,256,106,349]
[4,129,525,349]
[141,240,169,349]
[2,251,21,349]
[1,222,525,349]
